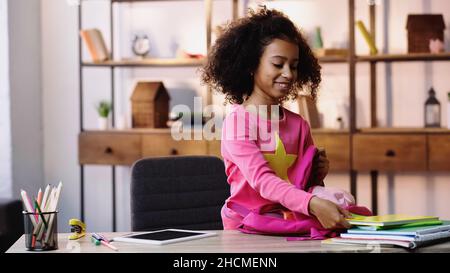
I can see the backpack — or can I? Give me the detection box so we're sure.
[228,145,372,240]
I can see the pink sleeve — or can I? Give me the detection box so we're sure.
[222,116,314,216]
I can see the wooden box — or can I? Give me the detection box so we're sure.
[406,14,445,53]
[131,81,170,128]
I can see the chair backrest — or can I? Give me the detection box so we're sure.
[0,198,24,253]
[130,156,230,231]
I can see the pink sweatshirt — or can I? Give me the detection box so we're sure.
[221,104,315,229]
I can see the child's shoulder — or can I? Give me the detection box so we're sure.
[282,106,308,125]
[223,104,245,119]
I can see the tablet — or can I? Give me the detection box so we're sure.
[112,229,217,245]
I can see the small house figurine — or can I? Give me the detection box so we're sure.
[130,81,170,128]
[406,14,446,53]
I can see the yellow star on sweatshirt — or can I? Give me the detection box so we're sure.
[263,132,297,183]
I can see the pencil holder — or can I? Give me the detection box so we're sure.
[23,211,58,251]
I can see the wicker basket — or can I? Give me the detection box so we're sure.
[406,14,445,53]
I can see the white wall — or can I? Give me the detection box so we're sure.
[38,0,450,232]
[7,0,44,199]
[0,0,12,199]
[41,0,80,232]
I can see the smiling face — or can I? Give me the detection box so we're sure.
[251,38,299,105]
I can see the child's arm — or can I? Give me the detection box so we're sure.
[309,197,352,229]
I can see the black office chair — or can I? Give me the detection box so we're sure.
[0,198,24,253]
[130,156,230,231]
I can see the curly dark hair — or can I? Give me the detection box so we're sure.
[201,7,321,105]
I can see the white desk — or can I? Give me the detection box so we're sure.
[6,230,450,253]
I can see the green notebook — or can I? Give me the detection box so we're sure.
[347,214,440,227]
[355,219,443,231]
[348,220,450,236]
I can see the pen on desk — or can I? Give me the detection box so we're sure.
[98,233,111,243]
[100,239,118,251]
[92,233,109,242]
[92,233,118,251]
[91,236,101,245]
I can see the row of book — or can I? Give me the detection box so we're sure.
[80,29,110,62]
[323,214,450,249]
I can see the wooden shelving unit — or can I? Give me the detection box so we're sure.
[358,127,450,134]
[78,0,450,226]
[348,0,450,214]
[77,0,219,231]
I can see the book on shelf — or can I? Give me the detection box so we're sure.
[356,20,378,55]
[347,214,439,227]
[297,95,321,129]
[80,28,110,62]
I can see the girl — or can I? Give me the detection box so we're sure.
[202,7,355,232]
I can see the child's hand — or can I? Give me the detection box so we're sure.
[313,148,329,181]
[308,196,352,229]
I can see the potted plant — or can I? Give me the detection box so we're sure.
[96,100,112,130]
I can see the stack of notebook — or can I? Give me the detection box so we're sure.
[323,214,450,249]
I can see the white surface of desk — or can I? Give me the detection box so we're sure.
[6,230,450,253]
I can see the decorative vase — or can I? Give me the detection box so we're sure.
[98,117,109,130]
[116,115,128,130]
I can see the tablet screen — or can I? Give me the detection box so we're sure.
[128,230,205,241]
[113,229,217,245]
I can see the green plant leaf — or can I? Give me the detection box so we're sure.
[96,100,112,118]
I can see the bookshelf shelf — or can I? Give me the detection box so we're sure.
[82,128,207,134]
[356,53,450,63]
[311,128,350,134]
[85,128,354,136]
[82,58,206,67]
[317,55,348,63]
[111,0,201,3]
[357,127,450,134]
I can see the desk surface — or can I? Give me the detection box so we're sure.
[6,230,450,253]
